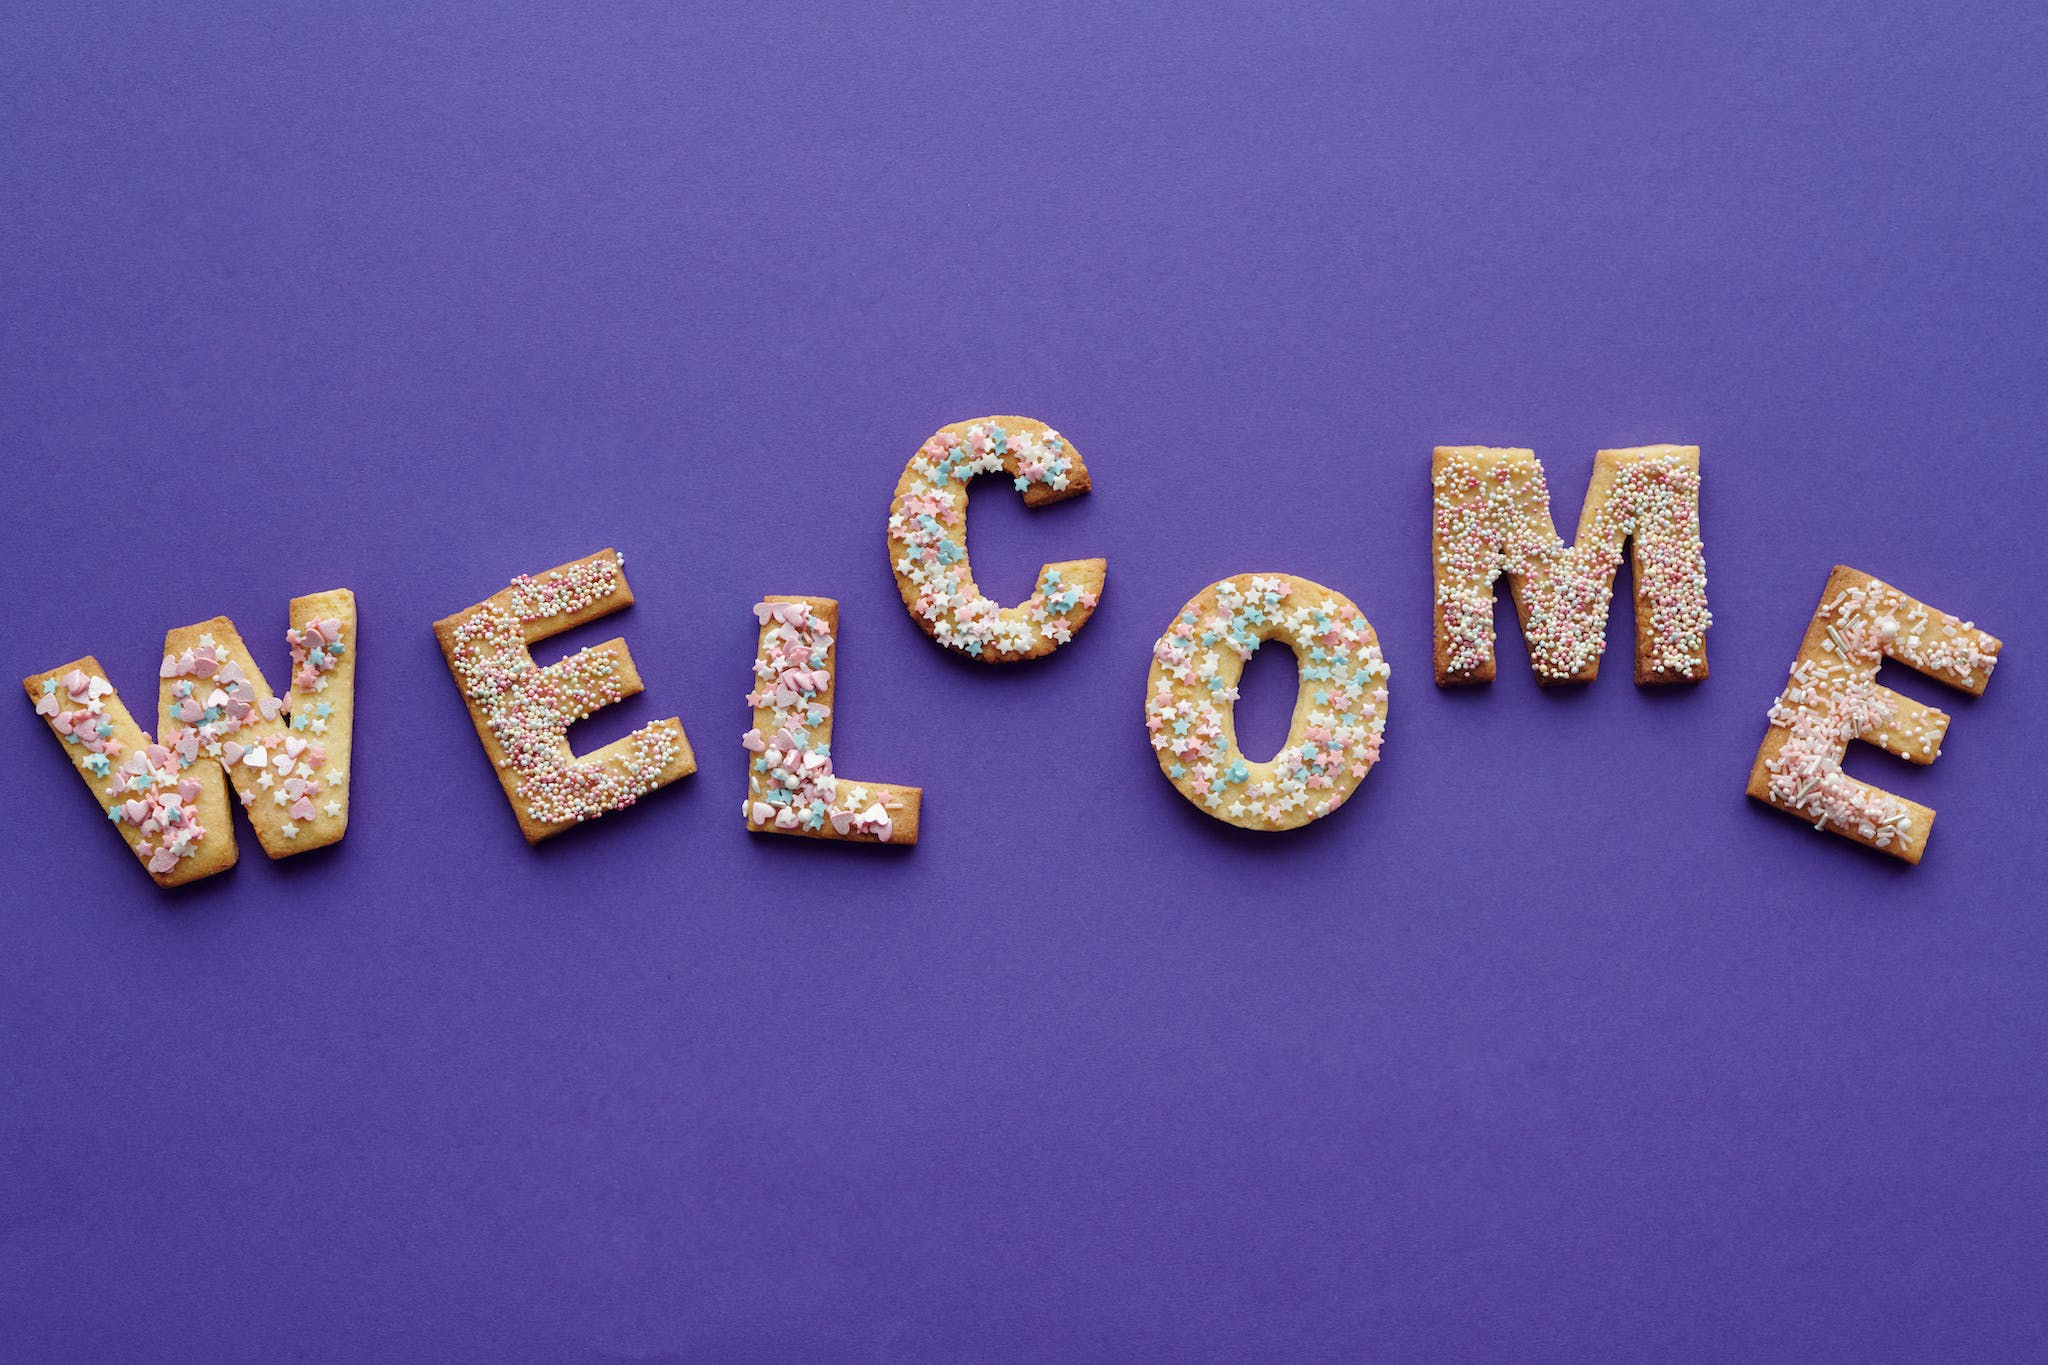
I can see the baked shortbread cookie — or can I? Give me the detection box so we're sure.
[1747,565,2001,864]
[160,591,357,856]
[273,590,359,849]
[745,596,920,844]
[1432,445,1709,686]
[22,589,359,886]
[1147,574,1389,831]
[888,417,1104,662]
[434,549,694,845]
[25,659,239,886]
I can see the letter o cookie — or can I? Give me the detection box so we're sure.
[1146,574,1389,831]
[888,417,1105,662]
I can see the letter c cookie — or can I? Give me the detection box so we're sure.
[888,417,1105,662]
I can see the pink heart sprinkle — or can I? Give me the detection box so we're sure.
[223,742,245,766]
[259,697,281,721]
[148,848,179,874]
[290,797,316,821]
[177,779,200,802]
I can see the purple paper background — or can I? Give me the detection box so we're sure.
[3,2,2045,1360]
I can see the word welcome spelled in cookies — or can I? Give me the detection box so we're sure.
[23,420,2007,885]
